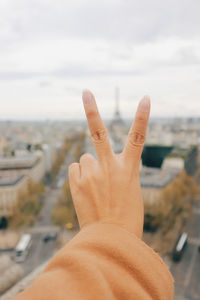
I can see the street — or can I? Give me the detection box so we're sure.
[19,143,77,277]
[171,204,200,300]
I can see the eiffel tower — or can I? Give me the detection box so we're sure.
[110,87,124,128]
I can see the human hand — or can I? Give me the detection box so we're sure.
[68,90,150,238]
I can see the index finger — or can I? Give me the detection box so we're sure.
[123,96,151,166]
[82,90,113,161]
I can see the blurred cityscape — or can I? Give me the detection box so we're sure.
[0,97,200,300]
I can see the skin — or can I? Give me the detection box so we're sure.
[68,90,150,239]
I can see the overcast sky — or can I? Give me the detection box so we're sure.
[0,0,200,119]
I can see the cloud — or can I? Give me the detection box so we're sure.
[0,0,200,118]
[39,81,52,88]
[0,65,143,81]
[1,0,200,47]
[172,47,200,66]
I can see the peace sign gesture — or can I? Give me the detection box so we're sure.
[69,90,150,238]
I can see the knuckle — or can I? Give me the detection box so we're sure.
[69,162,77,169]
[128,131,146,147]
[135,115,147,123]
[80,153,93,159]
[87,109,98,119]
[80,153,94,162]
[91,128,108,144]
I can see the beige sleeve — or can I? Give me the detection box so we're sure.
[12,222,174,300]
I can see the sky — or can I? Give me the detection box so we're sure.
[0,0,200,120]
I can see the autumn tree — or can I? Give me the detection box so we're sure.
[52,180,78,228]
[9,179,45,228]
[144,171,199,233]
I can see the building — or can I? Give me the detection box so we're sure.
[42,144,58,172]
[140,155,185,204]
[0,151,45,219]
[0,175,28,217]
[0,151,45,183]
[142,145,173,168]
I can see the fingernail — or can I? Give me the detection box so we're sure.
[82,90,93,106]
[139,96,150,112]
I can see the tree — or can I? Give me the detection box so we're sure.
[144,171,199,234]
[52,206,69,226]
[52,179,78,228]
[9,179,45,228]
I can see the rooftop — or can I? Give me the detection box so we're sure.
[0,174,26,187]
[140,166,181,189]
[0,152,41,170]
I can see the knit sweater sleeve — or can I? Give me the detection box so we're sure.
[12,222,174,300]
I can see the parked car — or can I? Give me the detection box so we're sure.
[172,232,188,262]
[43,233,57,243]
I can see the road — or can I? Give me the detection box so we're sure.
[20,189,60,276]
[171,203,200,300]
[19,143,77,277]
